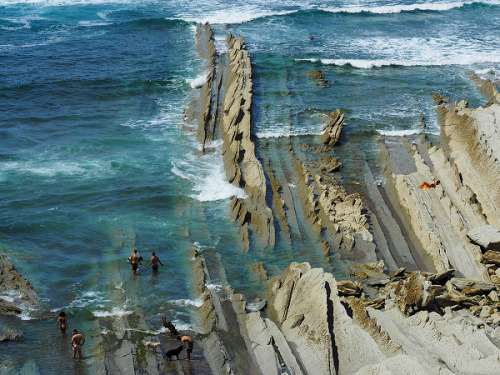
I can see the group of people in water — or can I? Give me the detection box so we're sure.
[54,249,191,362]
[128,248,164,274]
[56,312,85,359]
[56,311,194,361]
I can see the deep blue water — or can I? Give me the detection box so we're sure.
[1,0,500,372]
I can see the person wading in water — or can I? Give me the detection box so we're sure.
[146,252,164,272]
[71,329,85,359]
[56,311,68,336]
[128,249,142,274]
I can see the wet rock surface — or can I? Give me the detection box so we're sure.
[0,254,39,316]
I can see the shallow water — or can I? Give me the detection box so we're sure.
[1,0,500,372]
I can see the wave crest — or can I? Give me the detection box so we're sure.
[321,1,499,14]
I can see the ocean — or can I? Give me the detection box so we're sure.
[1,0,499,373]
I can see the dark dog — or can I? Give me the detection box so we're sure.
[164,345,184,361]
[162,317,178,335]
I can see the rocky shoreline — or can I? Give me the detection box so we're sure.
[183,24,500,375]
[4,22,500,374]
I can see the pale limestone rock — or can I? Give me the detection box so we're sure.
[468,225,500,251]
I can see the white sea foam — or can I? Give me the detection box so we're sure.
[296,32,500,69]
[18,311,35,320]
[0,290,22,300]
[0,159,115,179]
[206,283,223,291]
[93,307,133,318]
[213,35,229,54]
[168,9,297,25]
[474,67,500,81]
[374,175,386,186]
[170,298,203,308]
[115,282,124,292]
[321,1,485,14]
[256,129,322,139]
[171,145,247,202]
[377,129,421,136]
[78,20,110,27]
[56,290,111,311]
[186,72,208,89]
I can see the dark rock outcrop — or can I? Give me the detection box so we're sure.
[0,254,39,316]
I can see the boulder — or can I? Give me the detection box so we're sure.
[467,225,500,251]
[337,280,363,297]
[393,273,434,316]
[450,278,496,293]
[319,156,342,173]
[320,109,344,146]
[390,267,406,279]
[427,269,455,284]
[307,70,325,79]
[432,93,450,105]
[0,329,22,341]
[482,250,500,266]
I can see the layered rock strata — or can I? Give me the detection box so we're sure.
[221,34,275,246]
[437,100,500,227]
[0,254,39,316]
[293,156,377,262]
[381,136,488,280]
[184,23,217,149]
[188,24,275,247]
[321,109,345,146]
[265,262,500,375]
[469,71,500,105]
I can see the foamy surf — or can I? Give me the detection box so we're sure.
[320,1,490,14]
[170,298,204,308]
[298,55,500,69]
[168,9,297,25]
[171,147,247,202]
[377,129,421,136]
[187,72,208,89]
[93,307,133,318]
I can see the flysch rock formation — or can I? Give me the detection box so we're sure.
[293,155,377,263]
[185,26,500,375]
[380,136,488,280]
[193,258,500,374]
[468,71,500,105]
[221,33,275,247]
[187,23,275,248]
[0,254,39,316]
[437,100,500,229]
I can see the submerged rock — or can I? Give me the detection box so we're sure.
[307,70,325,79]
[0,329,23,342]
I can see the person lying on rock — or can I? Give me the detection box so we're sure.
[420,180,440,189]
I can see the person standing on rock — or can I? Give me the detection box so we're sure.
[128,249,142,274]
[56,311,68,336]
[177,335,194,360]
[146,252,164,272]
[71,329,85,359]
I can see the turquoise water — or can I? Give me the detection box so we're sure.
[1,0,500,372]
